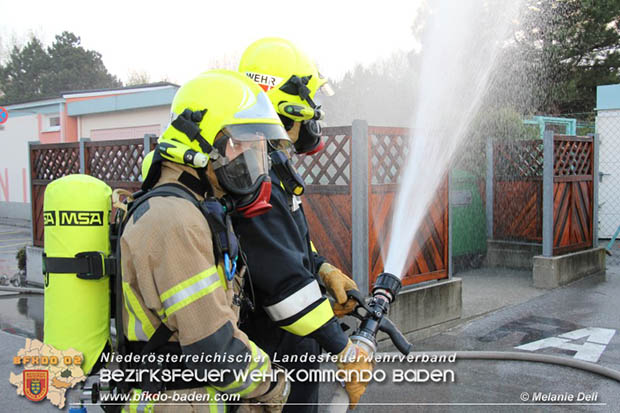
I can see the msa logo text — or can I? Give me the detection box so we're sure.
[43,211,56,226]
[44,211,104,226]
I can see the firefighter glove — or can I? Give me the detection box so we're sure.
[319,262,359,317]
[335,339,374,409]
[239,368,291,413]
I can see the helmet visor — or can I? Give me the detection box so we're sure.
[221,123,290,142]
[214,124,289,194]
[268,136,295,157]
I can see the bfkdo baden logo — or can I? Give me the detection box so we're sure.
[23,370,49,402]
[9,339,87,409]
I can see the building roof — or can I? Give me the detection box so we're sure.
[61,81,179,98]
[2,82,179,108]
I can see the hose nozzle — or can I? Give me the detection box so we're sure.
[372,272,401,303]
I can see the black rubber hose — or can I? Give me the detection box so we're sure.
[379,351,620,382]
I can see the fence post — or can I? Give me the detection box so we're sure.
[592,133,599,247]
[542,130,554,257]
[486,138,494,239]
[79,138,90,174]
[351,119,369,294]
[28,141,37,245]
[143,134,154,156]
[448,169,453,279]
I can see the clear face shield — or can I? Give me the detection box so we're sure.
[268,137,295,157]
[213,123,290,196]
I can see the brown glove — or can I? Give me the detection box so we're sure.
[335,340,374,409]
[318,262,359,317]
[238,369,291,413]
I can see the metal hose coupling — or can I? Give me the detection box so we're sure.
[347,272,412,356]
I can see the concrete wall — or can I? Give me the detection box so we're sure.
[485,240,542,269]
[533,247,606,289]
[80,106,170,140]
[385,278,462,337]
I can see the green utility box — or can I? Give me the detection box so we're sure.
[451,169,487,259]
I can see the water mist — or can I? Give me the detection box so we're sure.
[383,0,523,277]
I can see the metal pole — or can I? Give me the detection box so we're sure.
[486,138,494,239]
[592,133,599,248]
[448,169,453,279]
[28,141,37,246]
[143,134,155,156]
[79,138,86,174]
[351,120,369,294]
[542,131,554,257]
[79,138,89,174]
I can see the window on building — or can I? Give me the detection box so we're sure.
[45,115,61,131]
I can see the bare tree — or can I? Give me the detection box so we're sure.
[204,52,240,71]
[126,69,151,86]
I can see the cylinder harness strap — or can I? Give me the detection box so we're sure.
[43,251,116,280]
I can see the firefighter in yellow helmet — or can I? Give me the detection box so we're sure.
[234,38,372,411]
[119,70,291,412]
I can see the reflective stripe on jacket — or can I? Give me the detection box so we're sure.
[120,162,271,399]
[233,170,348,353]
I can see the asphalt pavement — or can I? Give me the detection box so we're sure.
[323,267,620,412]
[1,219,619,412]
[0,223,30,280]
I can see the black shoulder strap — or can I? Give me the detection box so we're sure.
[125,183,201,221]
[125,183,233,263]
[117,183,228,356]
[114,184,199,356]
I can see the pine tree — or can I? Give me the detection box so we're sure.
[0,31,121,104]
[0,37,50,102]
[515,0,620,117]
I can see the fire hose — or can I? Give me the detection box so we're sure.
[328,272,620,412]
[71,271,620,412]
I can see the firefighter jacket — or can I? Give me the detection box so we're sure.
[233,170,348,354]
[120,161,271,399]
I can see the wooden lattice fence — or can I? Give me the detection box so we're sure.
[493,140,544,242]
[552,135,594,255]
[366,127,449,287]
[30,125,450,289]
[294,127,352,274]
[293,125,449,289]
[29,137,158,246]
[490,133,596,256]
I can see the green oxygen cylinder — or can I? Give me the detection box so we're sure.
[43,174,112,374]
